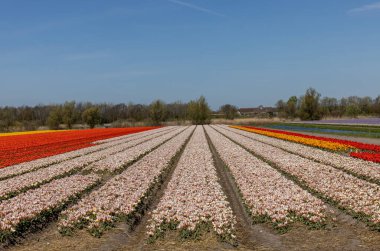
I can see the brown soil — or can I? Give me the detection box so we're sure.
[7,204,380,251]
[205,126,281,250]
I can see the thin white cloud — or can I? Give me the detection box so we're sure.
[168,0,225,17]
[348,2,380,13]
[64,52,110,61]
[95,69,165,80]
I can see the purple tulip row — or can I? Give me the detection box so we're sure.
[87,127,187,172]
[0,127,180,200]
[214,126,380,226]
[57,126,195,235]
[0,126,172,181]
[147,126,236,241]
[222,125,380,183]
[0,174,100,235]
[205,126,327,228]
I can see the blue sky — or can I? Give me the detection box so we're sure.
[1,0,380,109]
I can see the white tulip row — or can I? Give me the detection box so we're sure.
[0,127,172,181]
[87,126,188,172]
[205,126,327,228]
[57,126,195,235]
[93,127,172,144]
[0,127,179,199]
[0,174,100,236]
[222,125,380,183]
[214,126,380,225]
[147,126,236,241]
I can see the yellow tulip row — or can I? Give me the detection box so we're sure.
[0,130,66,137]
[231,126,354,152]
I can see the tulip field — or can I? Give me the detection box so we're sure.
[233,125,380,162]
[1,125,380,250]
[0,127,159,168]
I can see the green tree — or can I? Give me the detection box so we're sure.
[346,104,361,118]
[286,96,298,118]
[47,106,63,129]
[345,96,361,118]
[82,107,100,129]
[275,99,286,118]
[338,98,348,117]
[187,96,211,124]
[220,104,238,120]
[359,96,372,115]
[320,97,339,117]
[166,101,188,122]
[62,101,76,129]
[373,96,380,115]
[299,88,321,120]
[150,100,167,125]
[127,103,148,122]
[0,108,16,131]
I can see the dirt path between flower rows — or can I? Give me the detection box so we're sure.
[205,126,279,250]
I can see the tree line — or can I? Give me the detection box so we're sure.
[0,96,213,132]
[2,89,380,131]
[276,88,380,120]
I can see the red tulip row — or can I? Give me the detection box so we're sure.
[0,127,159,168]
[350,152,380,163]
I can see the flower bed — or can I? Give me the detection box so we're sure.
[88,127,187,172]
[233,125,380,163]
[205,126,327,230]
[147,126,236,243]
[0,127,178,199]
[0,127,170,181]
[58,126,194,236]
[223,125,380,183]
[0,130,67,137]
[350,152,380,163]
[215,126,380,229]
[0,174,100,242]
[0,127,159,168]
[232,126,352,151]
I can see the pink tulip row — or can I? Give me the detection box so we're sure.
[223,125,380,183]
[214,126,380,225]
[147,126,236,241]
[88,126,188,172]
[205,126,327,228]
[0,126,172,181]
[0,127,180,200]
[57,126,195,235]
[0,174,100,236]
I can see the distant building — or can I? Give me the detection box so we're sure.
[238,105,277,117]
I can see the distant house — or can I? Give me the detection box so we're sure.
[238,106,277,117]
